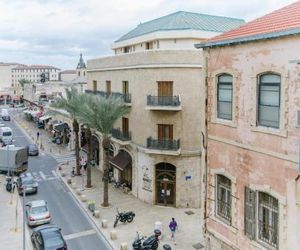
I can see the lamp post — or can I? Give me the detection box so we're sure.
[22,186,26,250]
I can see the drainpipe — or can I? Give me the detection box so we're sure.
[203,52,209,235]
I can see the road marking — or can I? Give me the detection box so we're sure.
[51,170,58,177]
[64,229,96,240]
[39,171,46,180]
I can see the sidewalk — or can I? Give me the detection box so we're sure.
[13,111,206,250]
[0,175,32,250]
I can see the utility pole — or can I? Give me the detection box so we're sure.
[22,186,26,250]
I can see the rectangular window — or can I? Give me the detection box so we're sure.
[258,74,280,128]
[122,81,129,95]
[124,47,130,53]
[146,42,153,50]
[258,192,278,248]
[216,175,232,223]
[106,81,111,95]
[217,74,233,120]
[157,124,173,140]
[92,80,97,92]
[158,81,173,97]
[122,117,129,133]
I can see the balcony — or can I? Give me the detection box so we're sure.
[146,95,181,111]
[85,90,131,104]
[111,128,131,145]
[146,137,181,155]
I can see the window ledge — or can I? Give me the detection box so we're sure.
[251,239,278,250]
[251,125,287,138]
[210,215,238,234]
[212,118,237,128]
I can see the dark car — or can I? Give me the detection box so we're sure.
[16,175,38,195]
[27,144,39,156]
[2,116,10,121]
[31,225,67,250]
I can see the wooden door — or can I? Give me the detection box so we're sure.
[158,81,173,96]
[106,81,111,95]
[157,124,173,140]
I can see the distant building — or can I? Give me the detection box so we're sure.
[0,62,25,91]
[59,70,77,82]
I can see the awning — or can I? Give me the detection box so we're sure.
[54,123,69,132]
[39,115,51,121]
[109,151,131,171]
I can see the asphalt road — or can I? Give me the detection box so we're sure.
[2,110,112,250]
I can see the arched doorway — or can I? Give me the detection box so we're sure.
[91,135,99,165]
[155,163,176,206]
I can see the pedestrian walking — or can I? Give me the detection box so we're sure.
[169,217,178,244]
[36,131,40,142]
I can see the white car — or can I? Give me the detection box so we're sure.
[25,200,51,227]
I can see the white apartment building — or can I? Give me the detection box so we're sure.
[0,62,24,91]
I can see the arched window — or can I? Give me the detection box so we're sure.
[217,74,233,120]
[216,174,232,223]
[258,73,280,128]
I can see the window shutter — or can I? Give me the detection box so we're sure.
[244,187,256,239]
[297,110,300,127]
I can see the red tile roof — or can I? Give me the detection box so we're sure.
[201,1,300,45]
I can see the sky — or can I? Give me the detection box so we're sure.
[0,0,296,69]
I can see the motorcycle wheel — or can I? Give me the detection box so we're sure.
[127,214,135,223]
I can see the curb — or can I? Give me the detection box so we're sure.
[56,168,115,250]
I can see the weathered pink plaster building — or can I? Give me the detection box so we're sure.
[196,2,300,249]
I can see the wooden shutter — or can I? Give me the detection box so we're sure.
[106,81,111,95]
[93,80,97,92]
[158,81,173,97]
[157,124,173,140]
[122,117,129,133]
[244,187,256,239]
[122,81,129,94]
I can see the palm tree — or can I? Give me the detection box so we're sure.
[77,94,129,207]
[50,88,82,176]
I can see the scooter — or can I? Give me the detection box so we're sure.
[5,176,12,192]
[132,230,161,250]
[113,208,135,228]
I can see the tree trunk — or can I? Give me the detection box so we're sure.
[86,127,92,188]
[73,119,80,175]
[102,136,110,207]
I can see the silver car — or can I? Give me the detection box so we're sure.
[25,200,51,227]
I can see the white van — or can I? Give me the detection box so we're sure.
[0,127,13,146]
[1,109,10,121]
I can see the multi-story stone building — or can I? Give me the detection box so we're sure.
[86,11,244,207]
[196,2,300,249]
[0,62,24,91]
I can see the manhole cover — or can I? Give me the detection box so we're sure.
[192,243,204,249]
[185,210,195,215]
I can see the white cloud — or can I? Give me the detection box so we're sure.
[0,0,296,69]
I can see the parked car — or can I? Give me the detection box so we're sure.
[27,144,39,156]
[26,200,51,227]
[31,225,67,250]
[16,175,38,195]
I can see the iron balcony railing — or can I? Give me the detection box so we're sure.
[111,128,131,141]
[85,90,131,103]
[146,137,180,151]
[147,95,180,106]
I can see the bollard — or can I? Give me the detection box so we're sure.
[71,183,77,189]
[80,195,87,202]
[110,230,117,240]
[67,179,72,184]
[61,172,66,177]
[101,219,108,228]
[120,243,128,250]
[93,210,100,218]
[76,189,82,195]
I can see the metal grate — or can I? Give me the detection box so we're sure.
[185,210,195,215]
[192,243,204,249]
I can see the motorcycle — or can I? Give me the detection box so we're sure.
[6,176,12,192]
[113,208,135,228]
[132,230,161,250]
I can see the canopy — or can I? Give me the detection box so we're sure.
[39,115,52,121]
[109,151,131,171]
